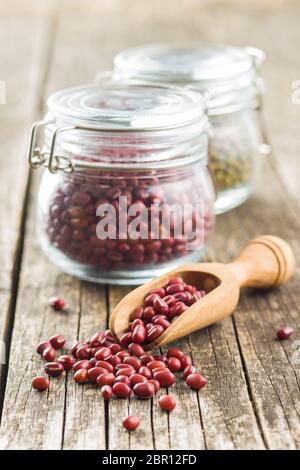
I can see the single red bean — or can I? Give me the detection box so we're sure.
[131,307,144,320]
[158,394,176,411]
[140,354,155,365]
[115,363,135,371]
[44,361,64,377]
[128,343,144,357]
[76,345,92,360]
[112,382,131,398]
[96,360,114,373]
[90,331,105,346]
[88,367,107,384]
[153,297,169,315]
[130,319,144,331]
[167,357,182,373]
[143,306,156,322]
[138,366,152,379]
[96,373,115,387]
[151,367,166,375]
[49,335,66,349]
[43,346,56,362]
[153,369,175,388]
[89,357,97,367]
[148,379,160,393]
[132,324,146,344]
[120,332,132,347]
[123,356,141,371]
[115,375,131,386]
[130,374,147,387]
[32,376,50,391]
[58,355,76,370]
[168,302,188,319]
[153,316,170,329]
[148,360,166,371]
[74,369,88,384]
[101,385,113,401]
[116,350,130,361]
[36,340,51,355]
[144,293,159,306]
[167,277,184,285]
[182,365,196,380]
[153,355,168,363]
[123,415,141,431]
[73,359,92,373]
[149,288,166,298]
[115,368,133,378]
[165,283,185,295]
[167,348,185,360]
[162,295,176,307]
[107,355,122,367]
[146,325,164,343]
[277,326,294,340]
[110,343,122,355]
[181,355,192,369]
[94,347,112,361]
[132,382,155,399]
[71,341,81,357]
[49,296,65,311]
[186,373,206,390]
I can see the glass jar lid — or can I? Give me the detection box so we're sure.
[47,81,207,131]
[113,44,265,114]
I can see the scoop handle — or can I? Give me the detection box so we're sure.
[227,235,295,289]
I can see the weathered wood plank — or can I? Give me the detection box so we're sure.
[0,0,58,406]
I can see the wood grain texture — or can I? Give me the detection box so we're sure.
[0,0,300,450]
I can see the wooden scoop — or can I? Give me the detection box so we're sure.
[109,236,295,351]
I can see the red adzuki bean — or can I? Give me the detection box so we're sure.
[183,365,196,380]
[132,382,155,399]
[88,367,106,384]
[36,341,51,355]
[58,355,76,370]
[32,376,50,391]
[101,385,113,401]
[74,369,88,384]
[96,373,115,387]
[44,361,64,377]
[49,296,65,311]
[123,415,141,431]
[158,394,176,411]
[49,334,66,350]
[186,373,206,390]
[73,359,92,373]
[167,357,181,373]
[276,326,294,340]
[112,382,131,398]
[153,369,175,388]
[43,346,56,362]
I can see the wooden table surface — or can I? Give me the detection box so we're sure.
[0,0,300,450]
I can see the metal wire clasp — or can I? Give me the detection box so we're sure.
[28,120,53,169]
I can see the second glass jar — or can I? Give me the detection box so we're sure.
[29,82,215,284]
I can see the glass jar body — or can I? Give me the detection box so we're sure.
[209,107,262,214]
[37,162,215,284]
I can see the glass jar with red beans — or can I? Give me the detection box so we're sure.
[28,81,215,284]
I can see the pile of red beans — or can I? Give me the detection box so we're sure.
[121,276,206,346]
[46,170,214,270]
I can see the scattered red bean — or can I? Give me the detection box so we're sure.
[158,394,176,411]
[181,355,192,369]
[96,373,115,387]
[133,382,155,399]
[36,341,51,355]
[101,385,113,401]
[186,373,206,390]
[128,343,144,357]
[276,326,294,340]
[183,365,196,380]
[112,382,131,398]
[130,374,147,387]
[88,367,106,384]
[153,369,175,388]
[49,296,65,311]
[123,415,141,431]
[74,369,88,384]
[44,361,64,377]
[148,379,160,393]
[32,376,50,391]
[73,359,92,373]
[167,357,182,373]
[167,348,185,360]
[42,346,56,362]
[58,355,76,370]
[96,360,114,373]
[49,334,66,350]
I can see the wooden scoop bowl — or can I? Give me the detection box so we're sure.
[109,236,295,351]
